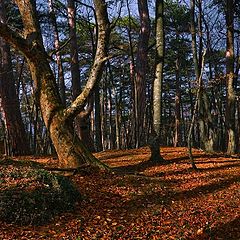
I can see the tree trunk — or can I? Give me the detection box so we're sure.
[94,84,103,151]
[225,0,236,155]
[48,0,66,106]
[0,0,30,156]
[0,0,110,168]
[174,55,181,147]
[187,50,207,170]
[126,0,136,149]
[134,0,150,148]
[67,0,81,98]
[107,82,115,149]
[149,0,164,162]
[190,0,215,152]
[101,78,108,150]
[67,0,95,152]
[114,87,121,150]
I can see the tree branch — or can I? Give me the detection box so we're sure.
[63,0,111,121]
[0,23,29,56]
[63,55,109,120]
[79,94,94,119]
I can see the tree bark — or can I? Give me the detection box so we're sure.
[68,0,97,152]
[225,0,236,155]
[0,0,110,168]
[94,84,103,151]
[134,0,150,148]
[190,0,216,152]
[174,55,181,147]
[187,50,207,170]
[0,0,30,156]
[149,0,164,162]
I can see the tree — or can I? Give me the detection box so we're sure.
[48,0,66,106]
[0,0,110,168]
[134,0,150,148]
[67,0,95,152]
[0,0,30,156]
[189,0,217,153]
[149,0,165,162]
[225,0,236,155]
[163,0,192,147]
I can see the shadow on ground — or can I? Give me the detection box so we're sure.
[193,217,240,240]
[111,156,240,175]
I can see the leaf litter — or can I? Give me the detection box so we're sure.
[0,147,239,239]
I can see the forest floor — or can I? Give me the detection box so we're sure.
[0,147,239,240]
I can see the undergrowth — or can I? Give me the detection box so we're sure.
[0,162,80,226]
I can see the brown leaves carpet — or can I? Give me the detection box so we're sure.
[0,147,239,239]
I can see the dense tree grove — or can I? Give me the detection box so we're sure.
[0,0,240,166]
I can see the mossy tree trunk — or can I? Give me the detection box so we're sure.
[0,0,110,168]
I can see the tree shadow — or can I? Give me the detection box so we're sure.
[193,217,240,240]
[109,158,185,174]
[196,159,240,164]
[210,217,240,240]
[166,153,239,163]
[170,175,240,201]
[111,152,240,176]
[123,175,240,211]
[111,154,207,174]
[198,162,240,171]
[158,162,240,177]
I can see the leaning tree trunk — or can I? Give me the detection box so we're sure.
[187,50,207,170]
[0,0,110,168]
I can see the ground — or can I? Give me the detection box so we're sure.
[0,147,239,239]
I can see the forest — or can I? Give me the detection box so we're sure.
[0,0,239,239]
